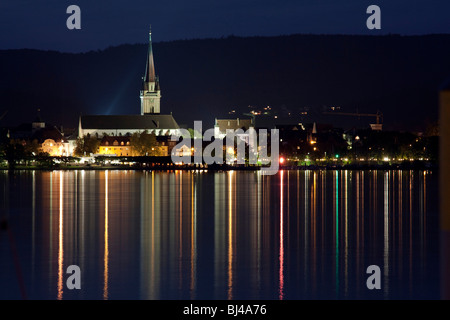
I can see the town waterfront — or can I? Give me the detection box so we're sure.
[0,169,439,299]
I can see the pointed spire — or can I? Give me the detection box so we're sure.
[144,25,156,83]
[78,115,84,138]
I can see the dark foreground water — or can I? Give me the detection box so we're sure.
[0,170,439,300]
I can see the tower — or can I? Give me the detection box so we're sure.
[140,26,161,115]
[32,108,45,133]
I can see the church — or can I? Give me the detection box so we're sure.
[77,28,180,141]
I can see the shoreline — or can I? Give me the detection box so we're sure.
[0,162,438,172]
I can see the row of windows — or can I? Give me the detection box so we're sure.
[104,141,130,146]
[92,130,175,139]
[103,141,167,146]
[102,147,129,151]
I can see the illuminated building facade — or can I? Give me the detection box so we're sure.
[41,138,70,156]
[78,28,179,141]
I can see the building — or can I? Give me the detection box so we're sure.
[98,136,132,156]
[78,28,179,142]
[172,144,192,158]
[78,114,179,139]
[214,117,254,139]
[97,135,172,157]
[8,110,73,156]
[140,27,161,115]
[41,138,70,156]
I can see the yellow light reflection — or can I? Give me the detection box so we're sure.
[228,171,234,300]
[103,170,109,300]
[312,171,317,294]
[344,170,348,296]
[409,171,413,290]
[334,170,339,296]
[151,171,156,298]
[384,171,389,296]
[356,171,360,295]
[191,173,197,298]
[304,170,309,288]
[279,170,284,300]
[49,172,53,290]
[179,171,183,290]
[256,172,261,295]
[32,171,36,287]
[57,172,64,300]
[423,171,427,249]
[399,171,403,280]
[361,171,364,248]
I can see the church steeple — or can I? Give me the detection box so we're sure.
[144,26,156,83]
[140,25,161,115]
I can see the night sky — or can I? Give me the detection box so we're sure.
[1,0,449,52]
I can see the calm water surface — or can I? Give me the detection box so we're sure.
[0,170,439,299]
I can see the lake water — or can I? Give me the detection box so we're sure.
[0,169,439,300]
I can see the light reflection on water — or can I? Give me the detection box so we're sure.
[0,169,439,299]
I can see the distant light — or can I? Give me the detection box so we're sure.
[279,157,285,164]
[383,157,389,161]
[335,154,339,158]
[355,136,360,140]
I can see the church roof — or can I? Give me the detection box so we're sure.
[81,114,179,130]
[215,118,253,133]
